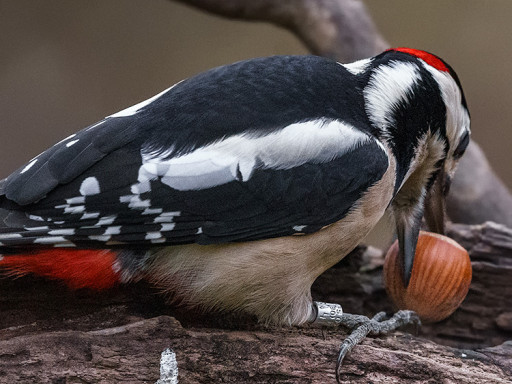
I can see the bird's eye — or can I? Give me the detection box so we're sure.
[453,131,469,159]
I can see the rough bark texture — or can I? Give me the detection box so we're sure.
[1,222,511,383]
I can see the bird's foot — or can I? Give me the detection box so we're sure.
[311,302,420,383]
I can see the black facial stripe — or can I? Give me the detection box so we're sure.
[386,66,447,191]
[443,176,452,196]
[453,131,470,159]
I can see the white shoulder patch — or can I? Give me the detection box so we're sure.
[364,61,421,135]
[139,119,370,191]
[342,58,372,75]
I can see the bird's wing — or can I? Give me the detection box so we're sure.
[0,126,389,249]
[0,56,390,249]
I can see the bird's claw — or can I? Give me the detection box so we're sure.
[335,310,420,383]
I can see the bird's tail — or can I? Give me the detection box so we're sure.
[0,248,121,290]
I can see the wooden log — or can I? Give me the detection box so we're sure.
[1,315,511,383]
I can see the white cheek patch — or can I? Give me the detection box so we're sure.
[421,63,471,163]
[364,61,421,135]
[140,119,369,191]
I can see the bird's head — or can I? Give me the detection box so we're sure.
[364,48,470,286]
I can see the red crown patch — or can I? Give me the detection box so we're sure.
[387,47,449,72]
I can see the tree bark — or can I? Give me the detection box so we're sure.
[1,315,512,383]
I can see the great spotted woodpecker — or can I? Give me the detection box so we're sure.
[0,48,469,329]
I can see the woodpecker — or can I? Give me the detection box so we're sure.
[0,48,470,328]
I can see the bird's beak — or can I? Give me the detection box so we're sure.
[396,169,448,287]
[395,208,423,288]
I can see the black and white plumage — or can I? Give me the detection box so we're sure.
[0,48,470,325]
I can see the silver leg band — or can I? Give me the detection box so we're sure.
[313,301,343,325]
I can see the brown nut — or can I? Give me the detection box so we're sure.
[383,231,472,323]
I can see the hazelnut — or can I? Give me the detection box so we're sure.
[383,231,472,323]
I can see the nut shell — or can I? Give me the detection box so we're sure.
[383,231,472,323]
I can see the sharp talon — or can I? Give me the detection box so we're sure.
[336,322,371,382]
[335,310,420,383]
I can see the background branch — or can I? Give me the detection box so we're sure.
[173,0,388,61]
[448,142,512,227]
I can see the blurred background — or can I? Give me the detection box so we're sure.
[1,1,510,246]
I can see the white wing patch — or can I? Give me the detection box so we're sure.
[80,212,100,220]
[154,212,181,223]
[139,119,369,191]
[20,159,38,174]
[80,177,101,196]
[104,226,121,235]
[0,233,22,240]
[66,139,79,147]
[86,120,106,132]
[34,236,70,244]
[108,81,183,118]
[364,61,421,136]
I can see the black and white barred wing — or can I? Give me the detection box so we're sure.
[0,118,388,249]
